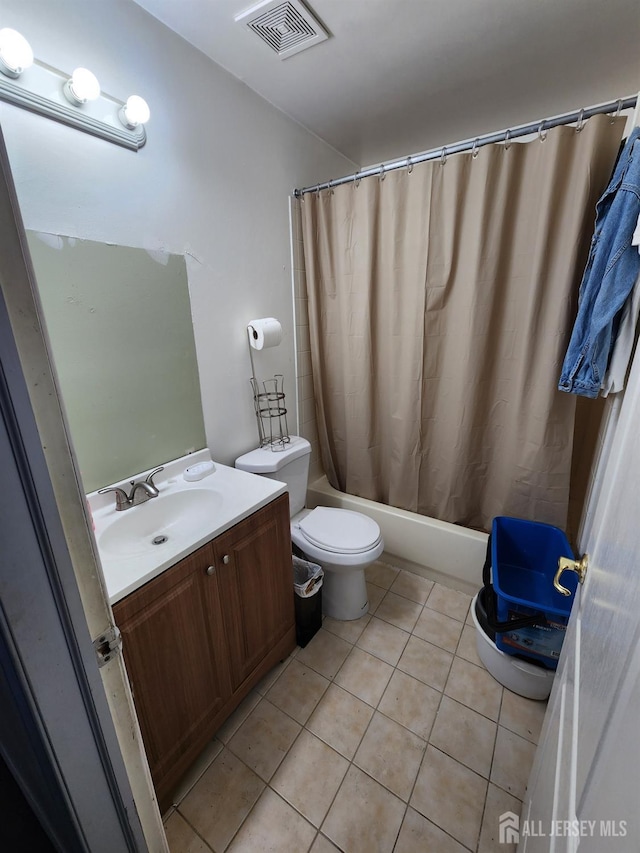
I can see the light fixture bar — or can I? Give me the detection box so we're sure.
[0,73,146,150]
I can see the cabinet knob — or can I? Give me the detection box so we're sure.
[222,555,230,565]
[206,566,215,576]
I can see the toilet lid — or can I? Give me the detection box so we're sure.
[297,507,381,555]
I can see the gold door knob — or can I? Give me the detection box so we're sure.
[553,554,588,596]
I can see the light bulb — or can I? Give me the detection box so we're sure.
[119,95,150,128]
[0,28,34,78]
[63,67,100,105]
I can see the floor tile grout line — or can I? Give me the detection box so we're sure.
[224,694,308,769]
[365,597,424,635]
[168,738,225,811]
[354,620,412,668]
[484,687,507,795]
[391,804,410,853]
[473,783,523,853]
[432,694,500,781]
[420,744,490,852]
[497,718,542,746]
[471,727,499,852]
[172,805,219,853]
[372,573,474,625]
[369,562,437,596]
[212,654,297,750]
[485,724,532,799]
[222,782,317,853]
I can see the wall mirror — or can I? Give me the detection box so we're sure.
[26,231,207,493]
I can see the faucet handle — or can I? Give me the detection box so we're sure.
[98,486,130,511]
[145,466,164,487]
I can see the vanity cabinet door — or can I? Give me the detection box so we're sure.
[214,493,295,691]
[112,544,231,793]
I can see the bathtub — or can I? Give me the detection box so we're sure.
[306,475,487,596]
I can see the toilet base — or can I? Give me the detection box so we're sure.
[322,567,369,621]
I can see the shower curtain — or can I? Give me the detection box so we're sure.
[300,116,624,531]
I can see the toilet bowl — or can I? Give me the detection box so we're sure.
[235,437,384,621]
[291,507,384,620]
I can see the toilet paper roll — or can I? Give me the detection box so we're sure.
[248,317,282,350]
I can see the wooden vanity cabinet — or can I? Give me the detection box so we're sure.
[112,493,295,810]
[214,493,294,690]
[112,541,230,798]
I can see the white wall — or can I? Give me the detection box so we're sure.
[0,0,355,468]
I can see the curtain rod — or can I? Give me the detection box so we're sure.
[294,95,637,198]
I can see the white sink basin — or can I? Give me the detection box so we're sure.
[88,451,287,604]
[98,488,224,558]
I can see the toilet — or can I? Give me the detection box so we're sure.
[235,436,384,620]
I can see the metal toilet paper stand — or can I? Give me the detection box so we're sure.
[247,323,290,450]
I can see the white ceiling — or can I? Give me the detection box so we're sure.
[133,0,639,168]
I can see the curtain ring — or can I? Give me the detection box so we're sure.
[406,156,413,174]
[354,171,361,188]
[576,108,585,132]
[538,121,548,142]
[328,179,335,195]
[610,99,623,123]
[472,138,480,159]
[504,129,512,150]
[315,183,321,196]
[440,146,447,166]
[378,164,386,181]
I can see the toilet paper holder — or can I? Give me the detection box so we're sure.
[246,320,290,450]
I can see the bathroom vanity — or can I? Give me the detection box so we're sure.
[89,453,296,812]
[112,492,295,810]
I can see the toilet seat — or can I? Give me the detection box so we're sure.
[295,507,382,555]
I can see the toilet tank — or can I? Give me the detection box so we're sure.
[235,436,311,517]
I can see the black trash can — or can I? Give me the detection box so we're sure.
[293,556,323,648]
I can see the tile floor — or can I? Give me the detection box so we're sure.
[163,561,547,853]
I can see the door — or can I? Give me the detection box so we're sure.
[0,129,153,851]
[215,494,294,690]
[521,351,640,851]
[113,543,231,805]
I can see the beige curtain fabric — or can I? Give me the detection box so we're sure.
[301,116,624,531]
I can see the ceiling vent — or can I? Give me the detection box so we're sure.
[235,0,329,60]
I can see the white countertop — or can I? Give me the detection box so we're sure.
[87,450,287,604]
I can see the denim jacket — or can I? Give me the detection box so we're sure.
[558,127,640,397]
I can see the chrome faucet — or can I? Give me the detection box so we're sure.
[98,466,164,511]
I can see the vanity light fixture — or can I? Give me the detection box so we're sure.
[0,27,34,78]
[119,95,150,129]
[0,25,149,150]
[63,67,101,105]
